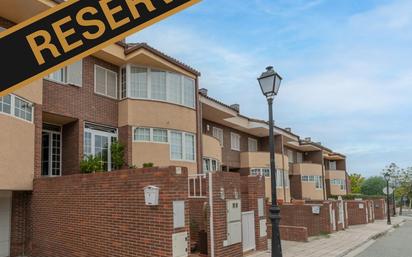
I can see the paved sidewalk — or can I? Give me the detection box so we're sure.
[250,217,405,257]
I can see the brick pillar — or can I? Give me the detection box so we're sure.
[10,191,32,257]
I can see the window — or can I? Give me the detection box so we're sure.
[171,131,196,161]
[287,149,294,163]
[329,161,337,170]
[0,94,33,122]
[94,65,118,99]
[248,138,258,152]
[231,132,240,151]
[203,158,220,173]
[42,125,62,177]
[296,152,303,163]
[121,65,196,108]
[129,66,148,98]
[331,179,346,190]
[135,128,151,141]
[302,175,323,189]
[151,69,167,100]
[212,127,224,146]
[46,60,82,86]
[153,128,168,143]
[83,123,118,171]
[120,67,127,99]
[0,95,12,114]
[183,77,195,108]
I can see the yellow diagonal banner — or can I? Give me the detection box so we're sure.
[0,0,201,97]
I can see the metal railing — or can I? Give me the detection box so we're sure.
[188,174,207,198]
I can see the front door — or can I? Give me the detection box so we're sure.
[242,211,256,252]
[0,192,11,257]
[42,127,62,176]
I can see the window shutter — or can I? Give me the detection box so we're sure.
[67,60,83,87]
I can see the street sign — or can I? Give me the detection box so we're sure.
[383,187,394,195]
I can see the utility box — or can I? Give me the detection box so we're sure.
[144,185,159,206]
[226,199,242,245]
[172,232,188,257]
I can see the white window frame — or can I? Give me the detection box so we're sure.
[170,130,196,162]
[121,64,196,109]
[133,127,169,144]
[296,152,303,163]
[45,60,83,87]
[94,64,118,99]
[230,132,240,151]
[329,161,337,170]
[212,127,224,147]
[287,149,294,163]
[203,157,220,173]
[0,94,34,123]
[248,138,258,152]
[42,128,62,177]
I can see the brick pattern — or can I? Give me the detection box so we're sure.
[10,191,32,257]
[34,104,43,178]
[207,172,242,257]
[279,225,308,242]
[269,202,332,237]
[373,198,386,220]
[118,125,133,167]
[62,121,80,175]
[346,200,369,225]
[289,175,302,200]
[31,167,189,257]
[240,176,267,251]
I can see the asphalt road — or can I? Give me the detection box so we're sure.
[356,220,412,257]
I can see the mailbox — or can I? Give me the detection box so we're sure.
[144,185,159,206]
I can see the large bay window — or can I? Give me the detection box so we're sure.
[122,65,196,108]
[0,94,33,122]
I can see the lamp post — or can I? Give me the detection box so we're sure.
[384,173,391,225]
[258,66,283,257]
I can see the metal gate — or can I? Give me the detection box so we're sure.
[242,211,256,252]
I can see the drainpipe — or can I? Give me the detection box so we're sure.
[280,136,287,202]
[321,153,327,200]
[208,173,215,257]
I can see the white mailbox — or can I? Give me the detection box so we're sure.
[144,185,159,206]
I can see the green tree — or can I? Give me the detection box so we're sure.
[349,173,365,194]
[361,176,386,195]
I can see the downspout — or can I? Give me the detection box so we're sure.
[321,152,327,200]
[196,80,203,174]
[281,136,287,202]
[208,173,215,257]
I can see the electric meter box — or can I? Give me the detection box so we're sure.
[144,185,159,206]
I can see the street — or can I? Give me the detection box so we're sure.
[356,220,412,257]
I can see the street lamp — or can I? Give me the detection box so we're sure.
[258,66,283,257]
[384,173,391,225]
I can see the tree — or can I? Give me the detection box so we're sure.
[349,173,365,194]
[361,176,386,195]
[111,140,125,170]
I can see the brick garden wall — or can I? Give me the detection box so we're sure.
[10,192,32,257]
[279,225,308,242]
[31,167,189,257]
[373,199,386,220]
[346,200,369,225]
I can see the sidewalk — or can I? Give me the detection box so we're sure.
[250,216,405,257]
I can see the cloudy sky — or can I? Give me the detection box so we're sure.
[129,0,412,177]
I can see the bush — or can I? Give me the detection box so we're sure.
[111,140,125,170]
[80,155,104,173]
[143,163,154,168]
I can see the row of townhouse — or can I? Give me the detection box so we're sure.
[0,1,349,256]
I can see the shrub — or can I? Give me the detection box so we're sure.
[111,140,125,170]
[80,155,104,173]
[143,163,154,168]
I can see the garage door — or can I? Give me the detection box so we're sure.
[0,192,11,257]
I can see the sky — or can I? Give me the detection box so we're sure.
[128,0,412,177]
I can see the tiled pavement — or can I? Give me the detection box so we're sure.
[250,216,406,257]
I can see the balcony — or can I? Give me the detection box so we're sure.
[325,169,346,180]
[202,135,222,162]
[240,152,288,169]
[291,163,323,176]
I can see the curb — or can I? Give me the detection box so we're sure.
[338,219,406,257]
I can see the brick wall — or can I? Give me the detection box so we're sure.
[240,176,267,251]
[279,225,308,242]
[208,172,242,257]
[10,191,32,257]
[31,167,189,257]
[289,175,302,200]
[118,125,133,167]
[373,198,386,220]
[269,202,332,237]
[346,200,368,225]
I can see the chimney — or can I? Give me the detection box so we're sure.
[230,104,240,112]
[199,88,208,96]
[285,128,292,132]
[305,137,311,142]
